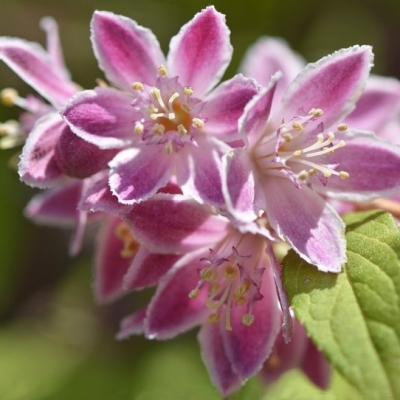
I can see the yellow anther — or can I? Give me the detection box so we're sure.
[183,86,194,96]
[208,313,220,324]
[242,313,255,326]
[234,281,250,299]
[115,222,139,258]
[192,118,204,129]
[308,108,323,117]
[298,170,309,181]
[223,265,237,279]
[132,82,144,91]
[339,171,350,180]
[309,168,317,176]
[1,88,18,107]
[134,123,144,135]
[200,267,218,282]
[282,133,293,141]
[337,123,348,131]
[293,150,303,157]
[177,124,187,136]
[152,123,165,135]
[158,65,167,76]
[292,121,303,131]
[188,288,200,299]
[148,104,159,114]
[235,297,246,306]
[164,143,173,155]
[323,170,332,178]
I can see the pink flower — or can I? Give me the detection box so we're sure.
[60,7,259,207]
[110,194,281,396]
[223,45,400,272]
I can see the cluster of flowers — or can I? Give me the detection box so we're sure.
[2,7,400,396]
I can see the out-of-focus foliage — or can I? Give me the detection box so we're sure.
[1,0,400,398]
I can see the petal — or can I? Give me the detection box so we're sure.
[109,147,174,204]
[124,249,181,290]
[264,177,346,272]
[222,148,260,222]
[120,194,228,254]
[201,74,259,142]
[94,215,134,303]
[167,6,232,97]
[0,37,76,107]
[176,136,228,207]
[79,174,126,214]
[272,46,373,131]
[317,130,400,202]
[198,323,241,397]
[301,338,331,389]
[18,112,66,188]
[239,36,305,110]
[61,87,135,149]
[24,180,83,227]
[54,125,118,179]
[40,17,69,79]
[116,306,147,339]
[346,74,400,132]
[239,75,279,148]
[145,251,210,339]
[261,318,309,384]
[91,11,165,89]
[221,265,281,380]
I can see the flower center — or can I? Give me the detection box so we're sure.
[131,65,206,155]
[188,246,264,331]
[115,221,140,258]
[254,108,350,188]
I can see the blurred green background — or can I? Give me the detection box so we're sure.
[0,0,399,398]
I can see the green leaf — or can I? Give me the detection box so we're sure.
[282,210,400,400]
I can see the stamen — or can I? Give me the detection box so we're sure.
[192,118,204,129]
[183,86,194,96]
[164,143,173,155]
[223,265,237,279]
[132,82,144,91]
[188,288,199,299]
[158,65,167,76]
[308,108,324,117]
[200,267,218,282]
[134,123,144,135]
[292,121,303,131]
[152,123,165,135]
[293,150,303,157]
[282,133,293,141]
[177,124,187,136]
[298,170,308,181]
[208,313,220,324]
[337,123,348,131]
[339,171,350,179]
[242,313,255,326]
[1,88,18,107]
[115,222,139,258]
[225,294,233,331]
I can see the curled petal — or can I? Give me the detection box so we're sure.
[168,6,232,97]
[18,112,66,188]
[91,11,165,89]
[61,87,135,149]
[117,306,148,340]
